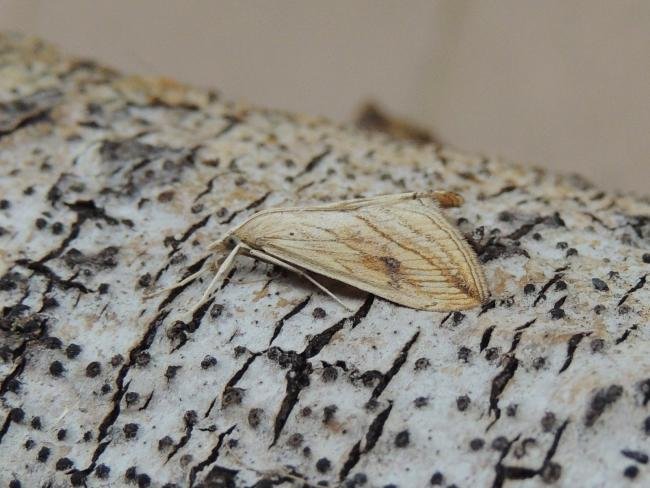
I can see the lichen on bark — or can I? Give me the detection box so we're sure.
[1,33,649,487]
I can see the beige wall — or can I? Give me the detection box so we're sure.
[1,0,648,194]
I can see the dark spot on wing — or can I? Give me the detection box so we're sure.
[380,256,401,274]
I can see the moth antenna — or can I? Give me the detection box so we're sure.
[143,266,210,299]
[247,248,354,312]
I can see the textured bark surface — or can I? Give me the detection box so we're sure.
[1,33,649,488]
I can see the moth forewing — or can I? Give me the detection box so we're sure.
[230,192,488,311]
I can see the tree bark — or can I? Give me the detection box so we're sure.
[1,33,649,487]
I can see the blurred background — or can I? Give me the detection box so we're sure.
[1,0,648,194]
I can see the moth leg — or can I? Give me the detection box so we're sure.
[186,243,245,317]
[246,248,354,312]
[207,228,236,250]
[421,190,464,208]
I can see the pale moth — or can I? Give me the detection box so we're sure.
[165,191,489,314]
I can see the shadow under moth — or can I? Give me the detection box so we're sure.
[160,191,489,314]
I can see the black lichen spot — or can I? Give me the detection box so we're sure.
[555,280,567,291]
[123,423,139,439]
[30,416,41,430]
[65,344,81,359]
[485,347,500,362]
[312,307,327,319]
[10,408,25,423]
[430,472,444,485]
[157,190,175,203]
[533,357,546,370]
[414,397,429,408]
[9,481,20,488]
[556,242,568,250]
[35,218,47,230]
[643,253,650,264]
[57,429,67,440]
[201,355,217,369]
[316,458,332,473]
[125,466,137,482]
[51,222,64,235]
[125,392,140,407]
[24,439,35,450]
[458,347,472,362]
[0,199,11,210]
[134,351,150,367]
[452,312,465,326]
[83,430,93,442]
[591,338,605,353]
[566,248,578,257]
[210,303,223,319]
[222,387,244,408]
[456,395,471,411]
[98,282,110,294]
[101,383,111,395]
[95,464,110,478]
[138,273,152,288]
[395,430,410,447]
[41,297,59,310]
[323,404,338,424]
[37,446,50,462]
[321,366,338,382]
[414,358,430,370]
[85,361,101,378]
[70,472,86,487]
[287,433,304,448]
[56,457,74,471]
[550,308,565,320]
[165,365,181,381]
[498,211,514,222]
[158,435,174,451]
[43,337,62,349]
[350,473,368,486]
[540,462,562,483]
[592,278,609,292]
[49,360,64,376]
[469,438,485,451]
[593,304,606,315]
[623,465,639,479]
[506,404,518,417]
[585,385,623,427]
[491,436,508,451]
[621,449,649,464]
[523,283,536,295]
[541,412,556,432]
[137,473,151,487]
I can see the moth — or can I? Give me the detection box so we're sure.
[165,191,488,314]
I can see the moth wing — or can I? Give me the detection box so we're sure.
[236,198,488,311]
